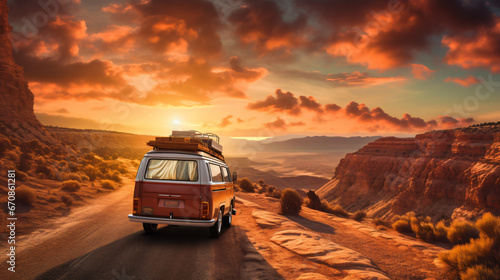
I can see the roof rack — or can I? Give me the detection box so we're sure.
[147,130,224,161]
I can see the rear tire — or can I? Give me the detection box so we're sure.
[223,204,232,228]
[143,223,158,234]
[209,209,223,238]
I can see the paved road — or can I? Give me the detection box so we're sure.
[0,179,244,280]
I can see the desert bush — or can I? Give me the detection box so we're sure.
[101,180,116,190]
[83,166,98,181]
[239,178,255,193]
[439,213,500,277]
[434,221,449,242]
[267,186,275,193]
[68,173,82,182]
[234,184,240,192]
[61,180,81,192]
[393,219,413,234]
[257,179,265,185]
[410,217,436,242]
[353,210,367,222]
[16,186,35,207]
[271,189,282,199]
[460,265,499,280]
[476,212,500,241]
[447,220,480,245]
[319,200,349,217]
[108,170,122,183]
[440,237,495,274]
[280,188,303,215]
[15,169,29,182]
[306,190,322,210]
[373,218,392,228]
[47,196,59,203]
[61,195,74,206]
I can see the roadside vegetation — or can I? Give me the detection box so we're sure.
[280,188,303,215]
[439,213,500,279]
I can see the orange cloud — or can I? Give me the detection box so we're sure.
[220,115,233,128]
[442,18,500,72]
[228,0,308,55]
[264,117,287,131]
[326,71,406,86]
[411,64,435,80]
[444,75,480,87]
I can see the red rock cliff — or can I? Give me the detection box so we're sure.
[0,0,55,142]
[316,125,500,220]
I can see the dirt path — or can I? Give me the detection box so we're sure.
[237,193,453,280]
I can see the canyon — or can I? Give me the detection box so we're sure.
[317,124,500,220]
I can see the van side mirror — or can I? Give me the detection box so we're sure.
[232,171,238,182]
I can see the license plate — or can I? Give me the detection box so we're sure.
[163,200,179,207]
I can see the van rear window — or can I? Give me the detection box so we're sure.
[145,159,198,182]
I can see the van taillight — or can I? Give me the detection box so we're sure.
[133,198,140,214]
[202,202,209,218]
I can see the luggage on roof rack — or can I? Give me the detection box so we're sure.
[147,130,224,161]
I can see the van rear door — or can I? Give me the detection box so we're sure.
[140,158,201,219]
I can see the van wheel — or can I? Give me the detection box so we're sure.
[209,209,223,238]
[223,204,232,228]
[143,223,158,234]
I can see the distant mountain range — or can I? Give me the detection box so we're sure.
[262,136,382,152]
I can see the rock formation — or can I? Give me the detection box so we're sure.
[316,124,500,220]
[0,0,60,143]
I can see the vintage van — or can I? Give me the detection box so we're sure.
[128,131,237,238]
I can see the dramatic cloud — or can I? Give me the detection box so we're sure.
[445,75,480,87]
[326,71,406,87]
[264,117,287,130]
[299,96,323,113]
[249,89,475,132]
[411,64,435,80]
[298,0,496,70]
[228,0,309,55]
[131,0,223,58]
[442,18,500,73]
[248,89,301,115]
[220,115,233,128]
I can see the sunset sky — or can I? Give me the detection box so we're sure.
[7,0,500,138]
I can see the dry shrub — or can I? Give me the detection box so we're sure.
[460,265,499,280]
[280,188,303,215]
[410,217,436,242]
[393,219,413,234]
[320,200,349,217]
[271,189,282,199]
[353,210,367,222]
[15,169,29,182]
[101,180,116,190]
[61,195,74,206]
[373,218,392,228]
[447,221,480,245]
[79,174,90,181]
[434,221,449,242]
[306,190,322,210]
[439,213,500,278]
[239,178,255,193]
[61,180,81,192]
[392,212,415,234]
[68,173,82,182]
[47,196,59,203]
[108,170,122,183]
[476,212,500,242]
[16,186,35,207]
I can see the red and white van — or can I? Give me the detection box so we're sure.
[128,131,236,238]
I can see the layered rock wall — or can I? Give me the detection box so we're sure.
[317,126,500,219]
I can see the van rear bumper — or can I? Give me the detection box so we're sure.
[128,214,216,227]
